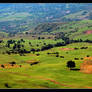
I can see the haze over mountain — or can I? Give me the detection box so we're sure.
[0,3,92,34]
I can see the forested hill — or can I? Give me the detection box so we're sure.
[32,20,92,41]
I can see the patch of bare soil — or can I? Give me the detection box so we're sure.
[84,30,92,35]
[80,57,92,74]
[26,60,36,64]
[60,48,74,51]
[84,57,92,61]
[85,86,92,88]
[0,64,23,69]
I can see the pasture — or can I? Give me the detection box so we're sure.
[0,40,92,88]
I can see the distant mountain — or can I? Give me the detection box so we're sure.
[0,3,92,33]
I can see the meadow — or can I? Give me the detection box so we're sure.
[0,39,92,88]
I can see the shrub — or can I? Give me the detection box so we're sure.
[87,55,90,57]
[47,52,50,54]
[1,65,5,68]
[19,65,22,67]
[9,61,16,66]
[74,58,79,60]
[2,52,5,54]
[55,52,59,54]
[60,56,64,58]
[74,48,79,50]
[30,61,39,66]
[36,49,40,52]
[81,58,83,60]
[36,53,40,56]
[56,54,59,57]
[36,44,39,47]
[4,83,11,88]
[80,47,88,49]
[66,52,68,54]
[66,60,76,69]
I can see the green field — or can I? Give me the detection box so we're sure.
[0,39,92,88]
[1,3,92,89]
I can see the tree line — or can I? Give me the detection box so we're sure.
[0,35,92,56]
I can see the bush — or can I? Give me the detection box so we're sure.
[1,65,5,68]
[36,53,40,56]
[19,65,22,67]
[47,52,50,54]
[9,61,16,66]
[4,83,11,88]
[66,52,68,54]
[80,58,83,60]
[55,52,59,54]
[66,60,76,69]
[36,49,40,52]
[2,52,5,54]
[56,54,59,57]
[80,47,88,49]
[30,61,39,66]
[60,56,64,58]
[74,48,79,50]
[74,58,79,60]
[87,55,90,57]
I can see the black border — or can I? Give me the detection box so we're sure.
[0,1,92,92]
[0,89,92,92]
[0,0,92,3]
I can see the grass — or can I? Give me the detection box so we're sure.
[0,40,92,88]
[0,39,63,53]
[51,20,92,41]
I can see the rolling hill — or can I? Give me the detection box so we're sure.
[0,3,92,89]
[32,20,92,40]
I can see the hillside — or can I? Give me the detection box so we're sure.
[32,20,92,40]
[0,3,92,89]
[0,3,92,33]
[0,41,92,88]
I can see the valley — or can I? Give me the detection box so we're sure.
[0,41,92,88]
[0,3,92,89]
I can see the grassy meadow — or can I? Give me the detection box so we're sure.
[0,39,92,88]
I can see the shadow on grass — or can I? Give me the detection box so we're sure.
[70,68,80,71]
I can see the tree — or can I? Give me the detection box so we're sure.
[20,39,25,42]
[25,32,29,35]
[41,37,45,39]
[31,48,35,54]
[66,60,76,70]
[9,61,16,66]
[4,83,11,88]
[38,37,41,40]
[1,64,5,68]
